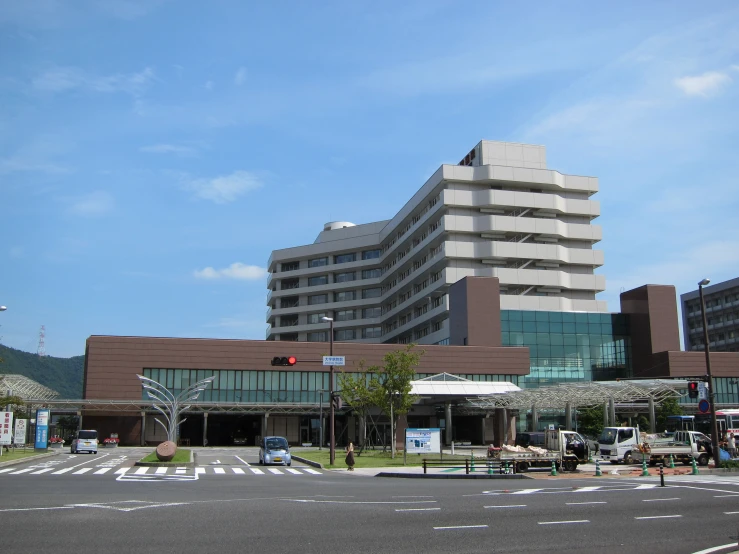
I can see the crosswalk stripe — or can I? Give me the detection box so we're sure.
[634,485,658,490]
[115,468,129,475]
[511,489,542,495]
[73,468,93,475]
[0,468,16,474]
[286,468,301,475]
[9,468,35,475]
[155,467,168,474]
[268,468,283,475]
[195,468,205,474]
[232,468,245,474]
[134,467,149,475]
[52,467,76,475]
[93,468,111,475]
[303,468,321,475]
[214,468,225,474]
[175,468,186,474]
[30,468,55,475]
[574,487,602,492]
[249,467,264,475]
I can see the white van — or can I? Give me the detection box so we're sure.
[71,430,98,454]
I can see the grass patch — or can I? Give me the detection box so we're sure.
[139,449,192,463]
[0,448,52,462]
[295,448,472,469]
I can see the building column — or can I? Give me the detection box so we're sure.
[444,402,452,445]
[262,412,269,440]
[565,402,572,431]
[531,405,538,432]
[140,411,146,446]
[481,416,487,446]
[648,397,656,433]
[507,411,516,446]
[77,411,83,432]
[202,412,209,447]
[609,397,616,427]
[603,401,610,427]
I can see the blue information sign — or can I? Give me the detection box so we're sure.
[34,408,50,449]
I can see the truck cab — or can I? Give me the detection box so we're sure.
[545,429,589,471]
[598,426,639,464]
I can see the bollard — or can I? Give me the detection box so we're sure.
[659,464,665,487]
[669,454,675,469]
[691,456,699,475]
[588,449,594,464]
[595,459,602,477]
[451,441,455,456]
[470,453,475,473]
[488,461,493,475]
[550,461,558,476]
[641,458,649,477]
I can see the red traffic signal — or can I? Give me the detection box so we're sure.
[271,356,297,366]
[688,381,699,399]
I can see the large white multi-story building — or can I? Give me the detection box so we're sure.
[266,140,606,344]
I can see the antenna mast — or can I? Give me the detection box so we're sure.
[37,325,47,357]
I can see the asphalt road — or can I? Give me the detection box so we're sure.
[2,448,739,554]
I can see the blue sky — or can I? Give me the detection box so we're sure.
[1,1,738,357]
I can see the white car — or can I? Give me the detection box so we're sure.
[71,430,98,454]
[259,436,291,466]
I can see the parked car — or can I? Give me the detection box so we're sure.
[259,436,291,466]
[233,433,247,446]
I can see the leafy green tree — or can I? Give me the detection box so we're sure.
[576,405,604,438]
[656,397,683,433]
[367,345,424,458]
[337,363,376,453]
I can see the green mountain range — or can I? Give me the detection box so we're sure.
[0,344,84,399]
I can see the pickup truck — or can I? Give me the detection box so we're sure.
[632,430,713,467]
[489,429,590,472]
[599,426,640,464]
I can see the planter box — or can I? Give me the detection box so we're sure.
[301,443,313,447]
[103,443,118,448]
[49,442,63,449]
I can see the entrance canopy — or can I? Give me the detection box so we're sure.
[411,373,521,404]
[0,374,59,401]
[465,379,689,410]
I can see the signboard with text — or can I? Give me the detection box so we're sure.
[405,428,441,455]
[0,411,13,445]
[14,418,27,446]
[34,409,50,449]
[323,356,346,366]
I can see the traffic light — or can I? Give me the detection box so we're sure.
[688,381,699,399]
[271,356,297,366]
[332,394,342,410]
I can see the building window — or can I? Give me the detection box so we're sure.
[362,327,382,339]
[308,331,328,342]
[281,278,299,290]
[281,296,299,308]
[335,253,356,264]
[281,261,299,272]
[308,275,328,286]
[307,313,327,324]
[362,249,381,260]
[334,291,356,302]
[308,294,328,305]
[335,271,356,283]
[309,257,328,268]
[362,268,382,279]
[335,329,356,341]
[362,307,381,319]
[336,310,356,321]
[362,287,382,299]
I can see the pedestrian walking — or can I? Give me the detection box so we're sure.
[345,442,355,471]
[728,433,737,459]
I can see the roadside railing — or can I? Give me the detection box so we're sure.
[422,458,515,475]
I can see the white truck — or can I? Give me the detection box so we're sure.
[598,426,640,464]
[632,430,713,467]
[490,429,590,472]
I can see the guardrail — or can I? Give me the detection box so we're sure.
[422,458,515,475]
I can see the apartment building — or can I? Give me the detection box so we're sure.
[266,140,606,345]
[681,277,739,353]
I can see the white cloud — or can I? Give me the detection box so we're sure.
[67,190,114,216]
[140,143,196,156]
[674,71,732,97]
[193,263,267,281]
[185,170,263,203]
[234,67,247,86]
[32,66,156,96]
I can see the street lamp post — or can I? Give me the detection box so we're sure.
[322,317,335,465]
[698,278,721,468]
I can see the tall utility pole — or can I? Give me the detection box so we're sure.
[698,278,721,468]
[322,317,336,465]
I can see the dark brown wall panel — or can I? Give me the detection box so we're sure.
[449,277,501,347]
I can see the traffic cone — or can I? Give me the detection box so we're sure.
[588,449,594,463]
[691,456,699,475]
[550,461,558,476]
[595,459,602,477]
[669,454,675,469]
[641,458,649,477]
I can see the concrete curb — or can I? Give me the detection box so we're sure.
[134,449,196,468]
[376,472,530,479]
[291,455,323,469]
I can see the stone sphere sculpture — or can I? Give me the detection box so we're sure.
[156,440,177,461]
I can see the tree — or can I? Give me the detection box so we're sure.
[367,345,424,458]
[337,363,376,454]
[656,397,683,433]
[576,405,604,439]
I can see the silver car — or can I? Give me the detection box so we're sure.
[259,436,291,466]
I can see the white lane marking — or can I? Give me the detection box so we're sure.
[51,453,112,475]
[249,467,264,475]
[115,468,129,475]
[642,498,680,502]
[511,489,542,495]
[94,468,111,475]
[52,467,76,475]
[268,468,283,475]
[634,485,658,489]
[714,494,739,498]
[538,519,590,525]
[434,525,488,530]
[155,467,168,474]
[134,467,149,475]
[9,468,35,475]
[573,487,602,492]
[725,511,739,514]
[285,499,437,505]
[635,515,682,520]
[286,468,301,475]
[693,543,739,554]
[73,468,93,475]
[0,468,17,474]
[396,508,441,512]
[175,468,186,474]
[232,468,245,475]
[30,468,55,475]
[195,468,205,474]
[393,495,434,498]
[0,506,75,512]
[303,468,321,475]
[234,455,250,467]
[485,505,527,509]
[566,502,606,505]
[176,467,186,471]
[214,468,225,474]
